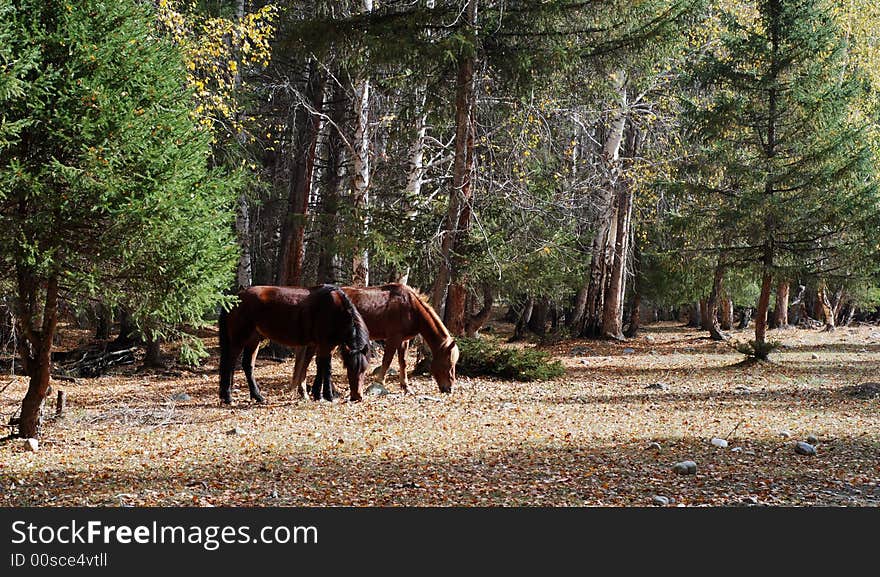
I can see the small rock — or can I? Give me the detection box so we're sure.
[579,359,589,365]
[843,383,880,399]
[500,402,516,411]
[673,460,697,475]
[806,434,819,445]
[779,430,792,439]
[734,385,751,394]
[365,382,389,397]
[645,382,669,391]
[623,348,635,354]
[652,495,669,506]
[226,427,245,436]
[171,392,191,402]
[710,437,728,448]
[811,353,819,360]
[645,335,656,344]
[646,442,662,451]
[795,441,816,456]
[730,447,743,453]
[23,438,38,452]
[386,367,398,377]
[745,450,757,456]
[743,496,759,505]
[570,346,589,356]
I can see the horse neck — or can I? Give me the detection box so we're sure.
[412,292,453,353]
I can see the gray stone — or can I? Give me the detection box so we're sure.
[673,460,697,475]
[570,347,589,356]
[806,434,819,445]
[734,385,751,394]
[645,335,656,344]
[710,437,728,448]
[730,447,743,453]
[652,495,670,506]
[171,392,191,402]
[646,382,669,391]
[365,382,389,397]
[23,438,38,452]
[623,348,636,354]
[811,353,819,360]
[646,442,662,452]
[795,442,816,456]
[779,430,792,439]
[226,427,245,436]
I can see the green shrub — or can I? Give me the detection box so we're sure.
[735,339,780,361]
[455,337,565,381]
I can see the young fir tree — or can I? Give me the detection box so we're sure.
[678,0,879,359]
[0,0,238,437]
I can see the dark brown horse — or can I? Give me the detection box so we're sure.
[290,283,459,396]
[219,284,370,404]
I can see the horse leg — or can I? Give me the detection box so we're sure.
[397,340,411,393]
[321,355,335,402]
[219,342,243,405]
[291,345,314,399]
[241,337,265,403]
[373,338,398,385]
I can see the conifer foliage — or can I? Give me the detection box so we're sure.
[678,0,879,358]
[0,0,238,437]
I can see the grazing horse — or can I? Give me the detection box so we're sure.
[291,283,459,396]
[218,284,370,404]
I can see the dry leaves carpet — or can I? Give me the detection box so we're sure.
[2,321,879,506]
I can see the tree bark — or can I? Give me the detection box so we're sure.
[601,178,633,340]
[277,59,325,286]
[623,240,642,338]
[754,267,774,357]
[720,298,734,331]
[579,70,628,338]
[464,282,493,337]
[316,80,347,284]
[17,274,59,438]
[511,298,533,342]
[706,261,726,340]
[774,280,789,328]
[817,281,835,331]
[143,331,164,368]
[350,2,372,286]
[95,302,111,341]
[433,0,477,332]
[528,296,550,336]
[699,298,710,331]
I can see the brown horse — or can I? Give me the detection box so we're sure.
[219,284,370,404]
[290,283,459,396]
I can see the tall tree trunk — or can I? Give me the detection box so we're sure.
[774,280,789,328]
[754,264,774,358]
[317,80,347,284]
[817,281,835,331]
[720,298,734,331]
[528,296,550,336]
[277,60,325,286]
[232,0,252,289]
[143,331,164,368]
[510,297,533,342]
[687,302,701,327]
[699,298,710,330]
[465,282,493,337]
[17,274,59,438]
[433,0,478,331]
[350,2,373,286]
[705,260,726,340]
[623,240,642,338]
[95,302,111,341]
[579,70,628,338]
[601,176,633,340]
[567,286,587,330]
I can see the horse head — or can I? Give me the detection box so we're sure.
[431,337,459,393]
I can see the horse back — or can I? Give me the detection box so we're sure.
[234,285,322,347]
[342,284,420,341]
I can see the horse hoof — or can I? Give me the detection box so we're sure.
[251,393,265,403]
[220,396,232,405]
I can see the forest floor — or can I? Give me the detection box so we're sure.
[2,319,879,507]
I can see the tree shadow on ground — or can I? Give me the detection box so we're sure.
[4,437,879,507]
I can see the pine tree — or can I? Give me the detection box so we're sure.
[0,0,238,437]
[678,0,879,359]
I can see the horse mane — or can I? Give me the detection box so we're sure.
[325,285,371,370]
[405,286,454,348]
